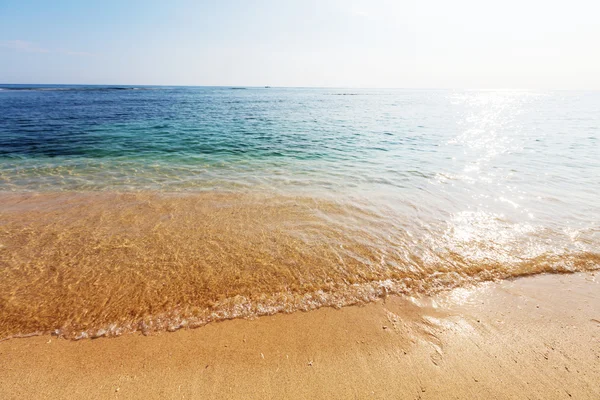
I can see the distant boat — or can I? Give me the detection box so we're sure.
[265,86,271,88]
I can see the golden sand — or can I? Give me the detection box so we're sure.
[0,272,598,399]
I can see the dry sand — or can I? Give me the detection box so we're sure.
[1,272,598,399]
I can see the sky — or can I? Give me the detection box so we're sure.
[0,0,598,89]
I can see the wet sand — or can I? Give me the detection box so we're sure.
[1,272,598,399]
[2,192,597,341]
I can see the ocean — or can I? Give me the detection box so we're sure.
[0,85,598,339]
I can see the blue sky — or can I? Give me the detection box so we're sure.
[1,0,598,88]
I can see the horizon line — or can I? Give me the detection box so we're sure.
[1,83,597,92]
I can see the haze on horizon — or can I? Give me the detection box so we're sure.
[0,0,598,90]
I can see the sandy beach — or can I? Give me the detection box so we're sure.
[2,1,599,398]
[1,272,598,399]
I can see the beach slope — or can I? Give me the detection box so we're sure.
[1,272,598,399]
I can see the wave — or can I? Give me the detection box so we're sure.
[0,191,597,340]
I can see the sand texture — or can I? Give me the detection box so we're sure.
[1,272,598,399]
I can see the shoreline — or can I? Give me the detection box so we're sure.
[2,191,598,341]
[1,272,598,399]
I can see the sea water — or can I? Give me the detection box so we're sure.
[0,85,598,339]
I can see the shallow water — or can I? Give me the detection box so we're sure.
[0,86,599,339]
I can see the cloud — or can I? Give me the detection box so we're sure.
[56,48,97,57]
[349,7,371,18]
[0,40,50,53]
[0,40,95,56]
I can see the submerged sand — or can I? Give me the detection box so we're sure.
[1,272,598,399]
[1,192,597,340]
